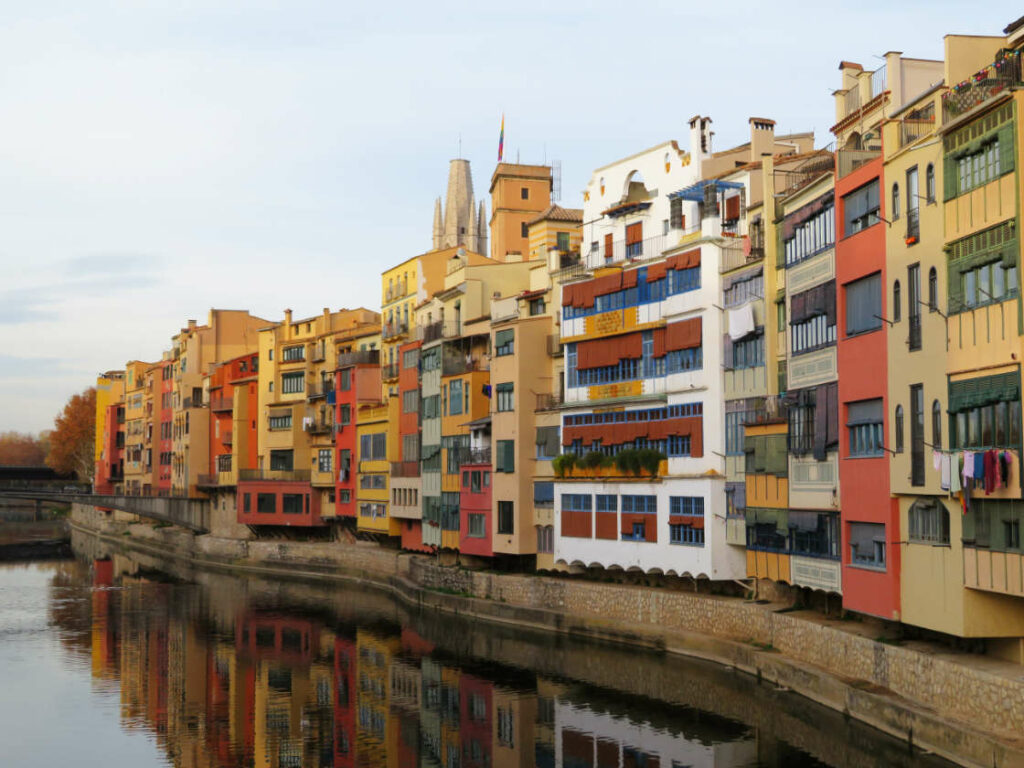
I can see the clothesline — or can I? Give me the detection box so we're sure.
[931,447,1014,515]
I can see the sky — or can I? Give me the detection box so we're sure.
[0,0,1020,433]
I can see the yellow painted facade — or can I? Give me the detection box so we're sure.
[356,402,396,535]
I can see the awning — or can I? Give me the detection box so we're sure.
[669,179,743,202]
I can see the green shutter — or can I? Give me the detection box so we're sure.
[999,122,1015,176]
[495,329,514,346]
[943,156,957,201]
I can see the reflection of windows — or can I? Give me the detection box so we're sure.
[561,494,591,513]
[849,521,886,569]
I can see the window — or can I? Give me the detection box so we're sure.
[281,371,304,394]
[270,449,293,471]
[927,266,938,311]
[529,297,546,316]
[909,501,946,544]
[731,331,764,369]
[849,522,886,569]
[789,280,836,355]
[669,196,685,229]
[318,449,332,473]
[536,525,553,553]
[535,426,560,460]
[281,345,304,362]
[497,501,514,534]
[925,163,935,202]
[847,399,884,457]
[403,348,419,369]
[269,411,292,430]
[496,440,514,473]
[621,495,657,514]
[520,222,528,238]
[521,186,529,200]
[402,390,419,414]
[894,405,904,453]
[596,494,617,513]
[777,300,786,332]
[556,231,570,251]
[340,369,351,391]
[494,329,514,356]
[267,348,273,361]
[910,384,925,486]
[893,279,901,323]
[724,271,763,307]
[949,372,1021,449]
[534,481,554,507]
[891,182,900,220]
[842,179,880,236]
[243,493,251,513]
[467,513,486,537]
[402,434,419,462]
[561,494,592,513]
[359,432,387,461]
[339,404,351,425]
[845,273,882,335]
[932,399,942,449]
[669,496,705,546]
[496,382,514,412]
[947,220,1018,313]
[282,494,304,515]
[257,493,276,514]
[449,381,463,415]
[783,201,835,266]
[954,136,1004,196]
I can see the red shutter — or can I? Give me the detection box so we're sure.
[604,233,613,260]
[725,195,741,221]
[626,222,643,244]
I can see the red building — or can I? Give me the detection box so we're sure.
[459,460,493,557]
[395,339,428,551]
[208,352,259,484]
[459,673,493,768]
[835,155,900,620]
[334,350,381,522]
[236,479,323,527]
[333,635,357,768]
[96,402,125,494]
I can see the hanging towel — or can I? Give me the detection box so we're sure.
[940,454,951,491]
[962,451,975,481]
[1002,451,1012,486]
[727,302,756,341]
[933,451,942,472]
[951,455,962,494]
[984,450,997,495]
[974,452,985,484]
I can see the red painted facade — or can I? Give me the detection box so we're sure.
[835,155,900,621]
[208,353,259,481]
[333,636,356,768]
[96,402,124,494]
[236,480,323,526]
[157,361,173,494]
[459,462,493,557]
[334,355,381,520]
[459,673,493,768]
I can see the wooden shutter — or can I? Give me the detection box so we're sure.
[725,195,741,221]
[604,233,613,260]
[626,222,643,244]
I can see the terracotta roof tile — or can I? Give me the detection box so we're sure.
[527,204,584,226]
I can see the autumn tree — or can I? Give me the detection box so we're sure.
[0,431,48,465]
[46,387,96,481]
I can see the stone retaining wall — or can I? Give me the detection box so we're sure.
[70,504,1024,755]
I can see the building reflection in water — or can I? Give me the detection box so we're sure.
[54,555,768,768]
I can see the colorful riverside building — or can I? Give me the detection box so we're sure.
[94,370,126,493]
[122,360,154,496]
[553,116,812,580]
[243,307,379,531]
[170,310,271,496]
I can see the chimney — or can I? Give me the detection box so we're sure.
[749,117,776,162]
[284,309,292,328]
[323,307,330,327]
[187,319,197,332]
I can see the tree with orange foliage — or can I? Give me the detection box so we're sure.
[0,431,48,465]
[46,388,96,481]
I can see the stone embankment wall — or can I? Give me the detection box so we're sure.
[71,505,1024,766]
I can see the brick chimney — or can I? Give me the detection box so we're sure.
[749,117,776,162]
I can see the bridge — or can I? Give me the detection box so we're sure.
[0,488,211,533]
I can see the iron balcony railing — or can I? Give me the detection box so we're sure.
[182,397,207,409]
[307,381,333,400]
[238,469,311,482]
[837,148,881,179]
[441,356,487,377]
[383,321,409,340]
[870,65,887,98]
[942,55,1022,123]
[382,363,399,381]
[600,234,667,263]
[554,262,587,283]
[843,86,861,116]
[196,474,218,487]
[216,454,232,472]
[337,349,379,368]
[720,243,761,274]
[535,392,566,411]
[466,448,491,465]
[305,419,333,435]
[421,321,462,343]
[390,461,420,478]
[900,103,935,147]
[209,395,232,412]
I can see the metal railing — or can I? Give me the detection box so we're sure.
[209,395,232,412]
[535,392,566,411]
[720,243,760,273]
[390,461,420,478]
[421,321,461,343]
[441,356,487,377]
[383,321,409,339]
[942,56,1022,123]
[182,397,206,409]
[217,454,232,472]
[238,469,311,482]
[843,87,861,116]
[196,474,218,487]
[554,262,587,283]
[870,65,887,98]
[382,363,399,380]
[467,448,491,465]
[337,349,379,368]
[900,104,935,147]
[837,148,880,179]
[600,234,667,263]
[310,345,326,363]
[305,419,333,435]
[307,381,333,400]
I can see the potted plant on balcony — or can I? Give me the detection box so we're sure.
[579,451,611,475]
[552,453,577,478]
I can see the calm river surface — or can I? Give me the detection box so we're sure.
[0,539,957,768]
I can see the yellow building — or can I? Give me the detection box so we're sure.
[356,401,394,536]
[489,163,553,261]
[94,370,125,491]
[122,360,154,496]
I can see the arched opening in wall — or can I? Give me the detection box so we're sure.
[845,132,863,150]
[621,170,654,204]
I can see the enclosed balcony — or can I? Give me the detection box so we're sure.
[943,52,1022,123]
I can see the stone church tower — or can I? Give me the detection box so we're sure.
[431,159,487,255]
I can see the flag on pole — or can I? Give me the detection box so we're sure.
[498,114,504,162]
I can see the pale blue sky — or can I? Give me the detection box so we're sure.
[0,1,1019,433]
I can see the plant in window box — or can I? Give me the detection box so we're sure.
[579,451,611,473]
[636,448,667,477]
[552,453,577,478]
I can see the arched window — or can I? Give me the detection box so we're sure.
[928,267,938,311]
[895,405,904,453]
[664,152,671,173]
[932,399,942,449]
[926,163,936,203]
[894,280,902,322]
[891,183,900,220]
[599,176,605,196]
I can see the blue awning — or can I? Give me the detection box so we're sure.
[669,179,744,201]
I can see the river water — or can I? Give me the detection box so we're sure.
[0,538,958,768]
